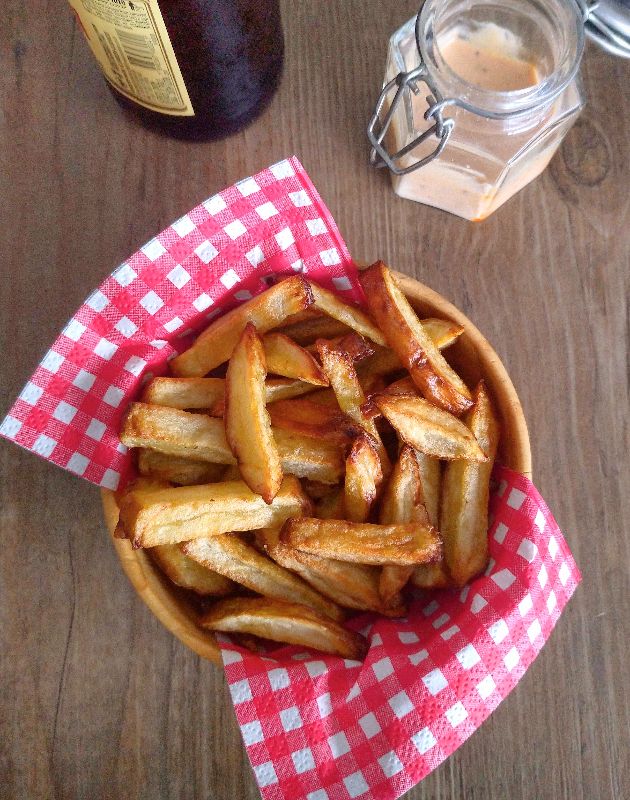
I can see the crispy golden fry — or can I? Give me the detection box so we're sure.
[121,403,343,482]
[264,379,319,403]
[276,315,352,345]
[282,517,442,566]
[361,376,418,420]
[171,276,314,377]
[344,434,383,523]
[183,535,343,621]
[118,477,311,548]
[143,375,315,415]
[278,308,326,327]
[356,319,462,385]
[267,398,363,446]
[121,403,238,463]
[411,563,451,589]
[150,543,235,596]
[141,376,225,409]
[199,597,368,660]
[420,318,465,350]
[259,528,405,616]
[315,488,345,519]
[306,332,375,363]
[137,449,226,485]
[415,451,440,527]
[440,382,500,586]
[357,346,403,380]
[262,332,329,385]
[309,281,386,345]
[360,262,472,414]
[378,446,431,602]
[113,476,168,538]
[211,378,317,416]
[316,340,391,476]
[273,428,343,483]
[225,323,283,503]
[374,394,487,462]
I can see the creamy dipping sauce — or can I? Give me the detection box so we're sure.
[439,23,539,91]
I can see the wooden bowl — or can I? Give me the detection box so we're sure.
[101,273,532,665]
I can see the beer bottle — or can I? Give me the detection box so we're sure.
[67,0,284,140]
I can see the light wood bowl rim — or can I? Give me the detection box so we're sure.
[101,272,532,665]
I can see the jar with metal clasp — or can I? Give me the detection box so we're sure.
[368,0,630,221]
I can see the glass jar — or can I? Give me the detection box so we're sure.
[369,0,586,220]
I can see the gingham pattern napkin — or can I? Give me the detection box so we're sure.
[219,467,580,800]
[0,158,581,799]
[0,157,361,488]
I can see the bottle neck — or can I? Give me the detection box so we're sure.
[417,0,585,119]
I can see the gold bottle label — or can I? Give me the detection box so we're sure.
[68,0,194,116]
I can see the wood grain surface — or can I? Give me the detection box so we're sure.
[1,2,629,799]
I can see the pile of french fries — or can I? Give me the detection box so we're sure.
[116,262,499,661]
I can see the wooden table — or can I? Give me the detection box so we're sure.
[1,2,629,798]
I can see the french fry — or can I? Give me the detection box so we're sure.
[374,394,487,462]
[361,376,418,421]
[276,315,352,345]
[306,332,375,363]
[415,451,440,527]
[420,318,465,350]
[137,449,226,485]
[262,332,329,385]
[142,375,316,414]
[211,378,317,416]
[121,403,238,463]
[356,318,462,386]
[142,376,226,409]
[118,476,311,548]
[316,340,391,475]
[264,379,319,403]
[378,446,431,602]
[267,398,363,445]
[121,403,343,483]
[359,262,472,414]
[440,382,500,586]
[309,281,387,345]
[171,276,314,377]
[411,563,451,589]
[225,323,283,503]
[183,535,343,621]
[281,517,442,566]
[259,528,405,616]
[357,346,403,380]
[150,544,235,596]
[199,597,368,660]
[344,434,383,522]
[273,428,343,483]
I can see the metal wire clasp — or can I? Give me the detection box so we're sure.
[368,63,454,175]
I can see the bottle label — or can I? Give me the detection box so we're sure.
[68,0,194,116]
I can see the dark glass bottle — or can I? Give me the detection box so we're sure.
[68,0,284,141]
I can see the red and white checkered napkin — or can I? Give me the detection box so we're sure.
[219,467,581,800]
[0,156,580,800]
[0,156,362,488]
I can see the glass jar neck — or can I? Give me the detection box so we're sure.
[417,0,585,118]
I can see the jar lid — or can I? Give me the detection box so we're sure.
[583,0,630,57]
